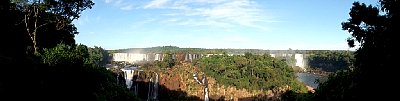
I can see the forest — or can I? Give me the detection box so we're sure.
[307,51,354,72]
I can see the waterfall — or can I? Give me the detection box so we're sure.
[147,78,152,100]
[193,72,209,101]
[132,70,143,96]
[146,72,159,100]
[203,75,209,101]
[204,87,209,101]
[155,54,159,61]
[189,54,193,62]
[185,53,189,61]
[153,73,159,100]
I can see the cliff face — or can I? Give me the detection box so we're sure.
[135,62,292,101]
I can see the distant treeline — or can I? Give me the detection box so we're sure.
[109,46,268,54]
[111,47,355,72]
[307,51,354,72]
[109,46,352,55]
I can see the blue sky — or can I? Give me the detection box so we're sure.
[73,0,378,50]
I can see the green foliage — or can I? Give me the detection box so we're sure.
[162,53,176,68]
[9,0,94,53]
[87,46,109,67]
[194,53,307,92]
[307,51,354,72]
[41,44,88,66]
[313,70,358,101]
[41,43,110,68]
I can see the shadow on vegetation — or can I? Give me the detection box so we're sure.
[132,80,200,101]
[236,91,312,101]
[133,78,311,101]
[132,77,231,101]
[237,94,271,101]
[0,59,136,101]
[305,51,354,73]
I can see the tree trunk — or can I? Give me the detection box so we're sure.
[32,4,39,53]
[33,31,38,53]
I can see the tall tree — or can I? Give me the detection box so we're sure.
[16,0,94,53]
[314,0,399,100]
[342,0,397,86]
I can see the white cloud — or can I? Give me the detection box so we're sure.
[175,0,227,4]
[104,0,136,10]
[105,0,113,4]
[196,0,269,30]
[144,0,170,9]
[141,0,276,31]
[103,0,278,30]
[120,4,133,10]
[185,35,262,49]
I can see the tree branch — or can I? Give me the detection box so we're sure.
[25,11,33,42]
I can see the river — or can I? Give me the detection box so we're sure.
[296,73,328,88]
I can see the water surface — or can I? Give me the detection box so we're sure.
[296,73,328,88]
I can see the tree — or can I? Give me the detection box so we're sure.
[1,1,138,100]
[87,46,109,67]
[314,0,398,100]
[342,0,397,93]
[162,53,176,68]
[15,0,94,53]
[2,43,137,101]
[41,44,89,66]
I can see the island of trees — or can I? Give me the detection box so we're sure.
[194,53,307,92]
